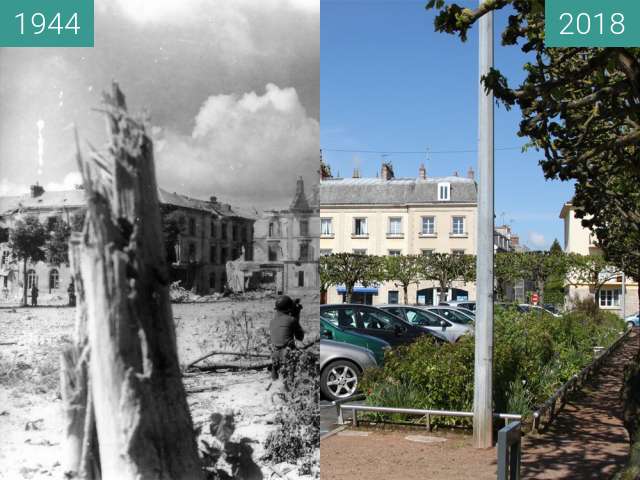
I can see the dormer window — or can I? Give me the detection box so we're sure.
[438,182,450,201]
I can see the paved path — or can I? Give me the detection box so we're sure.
[521,329,639,479]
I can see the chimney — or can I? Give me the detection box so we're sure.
[30,183,45,198]
[467,166,475,180]
[418,163,426,180]
[381,162,394,181]
[511,235,520,246]
[453,170,459,177]
[210,196,217,204]
[352,168,360,178]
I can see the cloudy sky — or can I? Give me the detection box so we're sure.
[0,0,319,209]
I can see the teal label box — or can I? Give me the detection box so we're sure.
[546,0,640,47]
[0,0,93,47]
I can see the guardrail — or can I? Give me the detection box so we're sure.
[532,328,631,433]
[498,421,521,480]
[337,404,521,431]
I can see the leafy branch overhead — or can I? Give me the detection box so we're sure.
[425,0,640,286]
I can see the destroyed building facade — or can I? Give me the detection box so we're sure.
[0,184,255,301]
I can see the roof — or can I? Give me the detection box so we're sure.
[559,202,573,219]
[320,177,477,205]
[0,189,86,215]
[0,187,256,220]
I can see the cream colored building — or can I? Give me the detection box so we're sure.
[560,202,638,317]
[320,163,478,305]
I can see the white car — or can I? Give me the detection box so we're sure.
[378,305,473,343]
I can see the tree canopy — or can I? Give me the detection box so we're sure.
[425,0,640,282]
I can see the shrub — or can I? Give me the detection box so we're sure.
[361,309,624,426]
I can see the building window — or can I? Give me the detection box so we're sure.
[421,216,435,235]
[438,182,450,201]
[388,291,399,304]
[353,249,367,255]
[188,243,196,261]
[49,269,59,290]
[209,272,216,289]
[221,247,228,263]
[421,249,434,256]
[27,269,37,290]
[599,288,621,307]
[452,216,465,235]
[189,218,196,236]
[300,219,309,236]
[298,271,305,287]
[221,222,228,240]
[1,251,9,267]
[388,250,401,256]
[353,217,368,236]
[320,249,333,256]
[300,243,310,261]
[452,249,465,255]
[210,221,216,238]
[388,217,402,235]
[210,245,216,264]
[268,244,279,261]
[232,225,239,241]
[321,218,333,236]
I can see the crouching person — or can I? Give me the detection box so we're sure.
[270,295,304,381]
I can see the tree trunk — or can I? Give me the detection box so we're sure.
[346,284,354,303]
[70,83,203,480]
[403,284,409,305]
[22,258,27,306]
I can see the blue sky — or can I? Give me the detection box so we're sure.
[321,0,575,250]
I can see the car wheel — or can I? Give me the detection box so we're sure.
[627,321,635,329]
[321,360,361,401]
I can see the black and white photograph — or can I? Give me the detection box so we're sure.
[0,1,320,479]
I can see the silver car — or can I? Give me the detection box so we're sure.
[378,305,473,343]
[320,339,378,401]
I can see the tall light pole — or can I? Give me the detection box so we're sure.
[474,1,494,449]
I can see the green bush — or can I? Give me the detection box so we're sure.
[361,309,624,425]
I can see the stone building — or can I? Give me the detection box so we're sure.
[252,177,320,293]
[0,184,254,302]
[320,162,478,305]
[560,201,638,316]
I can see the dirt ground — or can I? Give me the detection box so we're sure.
[0,292,319,480]
[320,429,497,480]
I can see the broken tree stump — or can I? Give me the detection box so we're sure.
[69,82,203,480]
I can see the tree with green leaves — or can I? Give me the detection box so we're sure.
[420,253,476,303]
[494,252,526,301]
[565,253,619,308]
[383,254,422,304]
[320,253,385,303]
[9,216,47,306]
[518,251,567,304]
[425,1,640,304]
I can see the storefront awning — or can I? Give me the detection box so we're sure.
[336,286,378,294]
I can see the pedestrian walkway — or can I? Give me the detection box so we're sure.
[521,330,639,479]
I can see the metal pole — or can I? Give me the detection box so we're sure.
[622,271,626,318]
[474,2,494,449]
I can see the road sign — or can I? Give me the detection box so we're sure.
[531,293,539,305]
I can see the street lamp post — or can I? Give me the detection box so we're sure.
[474,2,495,449]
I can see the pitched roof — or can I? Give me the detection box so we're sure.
[320,176,477,205]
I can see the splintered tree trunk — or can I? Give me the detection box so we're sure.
[68,82,203,480]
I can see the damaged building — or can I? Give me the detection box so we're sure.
[0,184,255,302]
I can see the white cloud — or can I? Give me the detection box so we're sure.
[527,231,547,249]
[154,84,319,207]
[45,172,83,192]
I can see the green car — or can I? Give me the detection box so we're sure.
[320,316,390,365]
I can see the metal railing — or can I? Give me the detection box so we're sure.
[498,421,521,480]
[337,404,521,431]
[532,328,631,433]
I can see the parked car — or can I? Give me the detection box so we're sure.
[319,304,447,346]
[320,316,390,364]
[424,306,475,325]
[378,304,473,343]
[625,312,640,329]
[440,300,476,311]
[320,339,378,401]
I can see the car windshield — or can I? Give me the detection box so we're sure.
[405,308,443,327]
[431,308,472,324]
